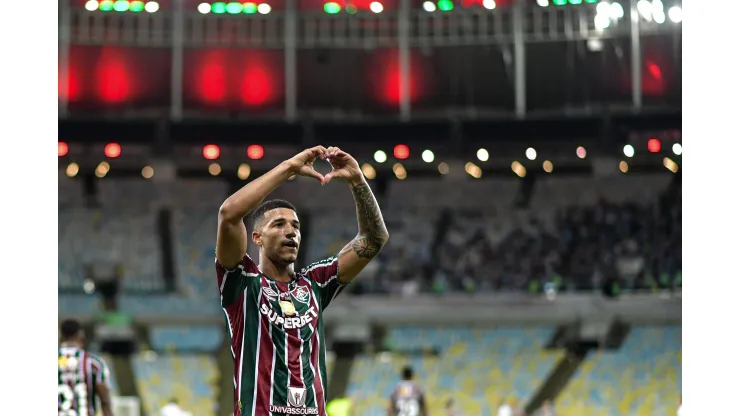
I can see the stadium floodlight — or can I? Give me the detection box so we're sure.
[374,150,388,163]
[99,0,114,11]
[144,1,159,12]
[226,2,243,13]
[209,163,222,176]
[370,1,383,13]
[85,1,100,11]
[543,160,553,173]
[438,0,454,11]
[258,3,271,14]
[482,0,496,10]
[636,0,652,20]
[568,0,583,4]
[653,11,665,23]
[525,147,537,161]
[623,144,635,158]
[203,144,221,160]
[672,143,682,155]
[362,163,377,180]
[576,146,587,159]
[113,1,130,12]
[619,161,628,173]
[610,2,624,18]
[142,166,154,179]
[423,1,436,11]
[104,143,122,158]
[595,13,610,29]
[346,4,358,14]
[66,163,80,178]
[197,2,211,13]
[59,142,69,157]
[421,150,435,163]
[553,0,567,5]
[247,144,264,160]
[130,0,145,12]
[324,2,341,14]
[537,0,549,6]
[211,2,227,13]
[243,2,258,13]
[477,148,489,162]
[668,6,682,22]
[596,1,610,15]
[438,162,449,175]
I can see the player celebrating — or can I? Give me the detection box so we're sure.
[388,366,428,416]
[58,319,115,416]
[215,146,389,416]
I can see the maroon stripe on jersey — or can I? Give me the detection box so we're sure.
[255,283,275,413]
[226,295,246,416]
[86,352,95,416]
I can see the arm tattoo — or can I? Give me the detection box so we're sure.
[347,182,388,259]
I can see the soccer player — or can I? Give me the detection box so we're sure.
[388,366,427,416]
[216,146,389,416]
[58,319,115,416]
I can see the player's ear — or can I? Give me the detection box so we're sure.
[252,231,263,247]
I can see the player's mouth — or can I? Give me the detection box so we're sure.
[282,240,298,249]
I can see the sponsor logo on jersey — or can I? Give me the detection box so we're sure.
[287,387,307,407]
[260,303,319,329]
[268,405,319,415]
[262,286,279,301]
[291,285,311,304]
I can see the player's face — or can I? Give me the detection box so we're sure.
[254,208,302,266]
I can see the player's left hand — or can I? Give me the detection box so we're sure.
[323,147,363,185]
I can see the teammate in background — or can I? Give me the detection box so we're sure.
[58,319,115,416]
[388,366,428,416]
[216,146,389,416]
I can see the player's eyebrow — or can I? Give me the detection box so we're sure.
[270,217,300,226]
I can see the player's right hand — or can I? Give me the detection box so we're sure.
[285,146,328,183]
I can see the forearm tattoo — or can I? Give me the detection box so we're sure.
[347,182,388,259]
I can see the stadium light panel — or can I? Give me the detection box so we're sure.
[537,0,549,7]
[668,6,682,22]
[568,0,583,4]
[553,0,566,5]
[374,150,387,163]
[393,144,410,160]
[130,0,145,11]
[66,163,80,178]
[226,2,243,13]
[477,148,489,162]
[438,0,454,11]
[393,163,407,180]
[247,144,265,160]
[198,2,211,13]
[619,161,629,173]
[421,150,435,163]
[85,1,100,11]
[209,163,222,176]
[113,1,131,12]
[423,1,436,11]
[211,1,226,13]
[104,143,122,159]
[672,143,682,155]
[203,144,221,160]
[142,165,154,179]
[96,161,111,178]
[258,3,271,13]
[346,4,358,14]
[438,162,449,175]
[324,2,341,13]
[647,138,661,153]
[237,163,252,180]
[243,2,258,13]
[370,1,384,13]
[623,144,635,157]
[576,146,587,159]
[482,0,496,10]
[99,0,114,11]
[543,160,553,173]
[59,142,69,157]
[663,157,678,173]
[362,163,377,180]
[144,1,159,12]
[610,2,624,18]
[585,0,598,3]
[526,147,537,161]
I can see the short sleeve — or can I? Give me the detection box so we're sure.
[90,354,111,385]
[216,254,260,307]
[301,255,347,309]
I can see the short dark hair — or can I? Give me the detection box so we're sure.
[251,199,297,230]
[60,319,83,339]
[401,366,414,380]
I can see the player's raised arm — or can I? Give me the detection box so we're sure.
[323,146,389,283]
[217,146,328,269]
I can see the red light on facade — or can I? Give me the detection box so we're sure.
[247,144,264,160]
[393,144,410,160]
[203,144,221,160]
[104,143,122,158]
[59,142,69,157]
[647,138,661,153]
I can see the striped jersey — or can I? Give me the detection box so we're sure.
[390,381,426,416]
[58,346,111,416]
[216,254,347,416]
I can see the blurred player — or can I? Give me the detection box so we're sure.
[215,146,389,416]
[388,366,428,416]
[58,319,115,416]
